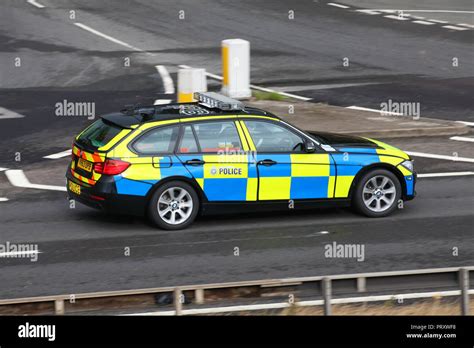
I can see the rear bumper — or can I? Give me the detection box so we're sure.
[66,169,147,216]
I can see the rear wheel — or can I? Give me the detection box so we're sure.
[148,181,199,230]
[353,169,401,217]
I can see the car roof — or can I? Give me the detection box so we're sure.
[102,93,279,129]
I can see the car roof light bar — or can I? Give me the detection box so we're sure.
[194,92,245,111]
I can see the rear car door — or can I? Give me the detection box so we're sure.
[177,119,258,201]
[241,119,335,201]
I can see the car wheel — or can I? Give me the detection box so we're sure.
[353,169,401,217]
[148,181,199,230]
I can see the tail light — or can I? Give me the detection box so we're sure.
[94,159,130,175]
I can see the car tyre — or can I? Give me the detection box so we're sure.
[353,169,401,217]
[148,181,199,230]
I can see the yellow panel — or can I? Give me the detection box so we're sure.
[378,155,403,166]
[328,176,335,198]
[122,164,161,181]
[397,164,412,176]
[235,121,250,151]
[196,178,204,189]
[290,154,330,177]
[238,121,256,151]
[246,178,258,201]
[259,177,291,200]
[222,45,229,86]
[290,154,330,164]
[335,176,354,198]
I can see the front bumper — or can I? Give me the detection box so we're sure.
[66,169,147,216]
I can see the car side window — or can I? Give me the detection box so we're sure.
[179,125,199,153]
[244,120,305,152]
[193,121,243,153]
[133,126,179,154]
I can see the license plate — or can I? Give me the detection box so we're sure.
[77,157,93,172]
[68,180,81,195]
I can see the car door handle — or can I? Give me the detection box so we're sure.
[258,159,277,166]
[185,159,205,166]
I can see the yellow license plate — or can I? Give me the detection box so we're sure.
[68,180,81,195]
[77,158,93,172]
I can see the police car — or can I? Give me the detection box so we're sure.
[66,92,416,230]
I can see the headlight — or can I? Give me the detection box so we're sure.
[401,160,414,172]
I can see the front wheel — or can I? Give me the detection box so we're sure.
[353,169,401,217]
[148,181,199,230]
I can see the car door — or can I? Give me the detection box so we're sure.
[177,119,258,201]
[240,119,335,201]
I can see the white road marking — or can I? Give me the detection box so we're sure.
[456,121,474,127]
[43,149,72,159]
[429,19,448,24]
[442,25,469,31]
[406,151,474,163]
[0,198,9,202]
[0,167,8,172]
[450,136,474,143]
[327,3,349,9]
[74,23,144,52]
[153,99,173,105]
[5,170,67,191]
[356,10,381,15]
[178,65,312,101]
[0,250,41,258]
[155,65,175,94]
[457,23,474,28]
[412,20,436,25]
[347,105,403,116]
[0,107,25,120]
[384,15,410,21]
[27,0,45,8]
[412,16,426,20]
[418,171,474,178]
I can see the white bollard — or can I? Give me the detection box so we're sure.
[178,68,207,103]
[221,39,251,99]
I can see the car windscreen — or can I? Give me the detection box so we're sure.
[76,119,122,150]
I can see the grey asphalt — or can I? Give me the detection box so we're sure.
[0,0,473,299]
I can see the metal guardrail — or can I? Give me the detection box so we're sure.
[0,266,472,315]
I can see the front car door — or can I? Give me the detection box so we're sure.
[240,119,335,201]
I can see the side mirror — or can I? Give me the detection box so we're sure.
[305,141,316,153]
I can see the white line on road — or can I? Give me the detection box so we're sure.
[27,0,45,8]
[356,10,381,15]
[0,167,8,172]
[442,25,469,31]
[412,20,436,25]
[428,19,448,24]
[74,23,144,52]
[384,15,410,21]
[412,16,426,20]
[178,65,312,101]
[43,149,72,159]
[155,65,175,94]
[327,3,349,9]
[0,198,9,202]
[406,151,474,163]
[456,121,474,127]
[0,107,25,120]
[347,105,403,116]
[450,136,474,143]
[5,170,67,191]
[457,23,474,28]
[418,171,474,178]
[154,99,173,105]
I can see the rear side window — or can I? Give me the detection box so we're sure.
[77,119,122,149]
[193,121,242,153]
[133,126,179,154]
